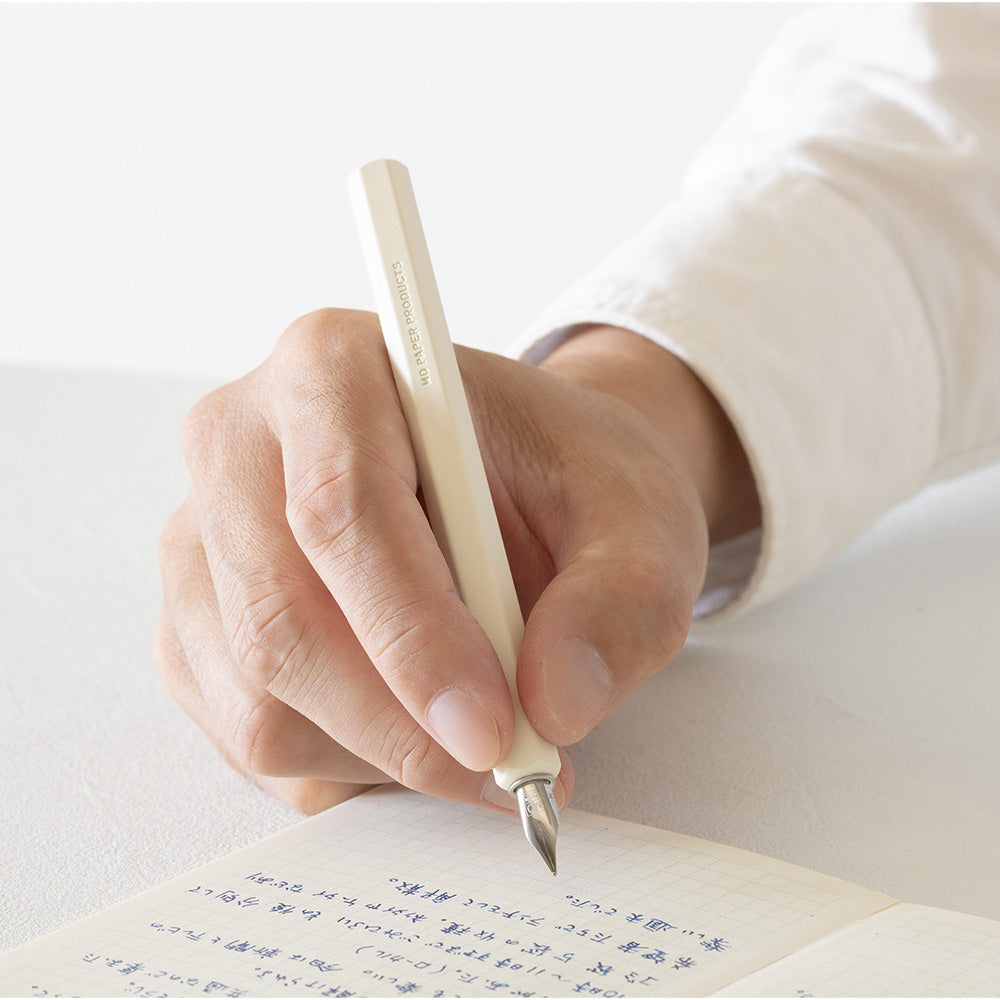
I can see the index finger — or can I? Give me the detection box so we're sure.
[267,309,516,773]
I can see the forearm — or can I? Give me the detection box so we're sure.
[540,324,760,545]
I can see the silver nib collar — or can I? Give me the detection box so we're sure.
[514,777,560,875]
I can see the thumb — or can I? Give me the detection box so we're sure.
[517,527,707,748]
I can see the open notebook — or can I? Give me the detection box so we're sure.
[2,786,998,998]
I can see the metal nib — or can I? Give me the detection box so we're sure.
[514,777,560,875]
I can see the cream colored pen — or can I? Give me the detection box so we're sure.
[348,159,561,874]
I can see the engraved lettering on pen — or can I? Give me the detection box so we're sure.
[392,261,432,386]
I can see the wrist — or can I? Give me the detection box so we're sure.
[539,325,760,543]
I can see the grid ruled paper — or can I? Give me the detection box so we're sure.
[0,787,898,997]
[717,903,1000,997]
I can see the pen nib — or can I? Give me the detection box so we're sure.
[515,777,559,875]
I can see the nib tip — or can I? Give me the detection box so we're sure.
[515,777,560,876]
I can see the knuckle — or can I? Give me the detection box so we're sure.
[396,741,446,795]
[360,708,442,794]
[179,389,226,478]
[285,451,410,587]
[273,308,380,370]
[619,546,694,668]
[179,378,260,484]
[363,592,442,674]
[157,506,194,581]
[619,545,676,601]
[228,578,311,692]
[153,616,188,698]
[225,693,295,777]
[285,452,370,554]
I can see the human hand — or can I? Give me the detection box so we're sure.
[156,310,758,815]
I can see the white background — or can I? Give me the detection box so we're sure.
[0,3,800,382]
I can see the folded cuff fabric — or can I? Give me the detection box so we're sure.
[514,5,1000,619]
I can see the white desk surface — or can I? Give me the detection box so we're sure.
[2,365,999,956]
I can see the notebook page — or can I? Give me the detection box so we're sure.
[717,903,1000,997]
[0,787,891,998]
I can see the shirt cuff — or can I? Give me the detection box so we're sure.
[512,171,940,619]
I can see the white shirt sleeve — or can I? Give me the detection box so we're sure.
[515,4,1000,619]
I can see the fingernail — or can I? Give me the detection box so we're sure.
[427,688,501,772]
[481,778,516,812]
[542,635,613,740]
